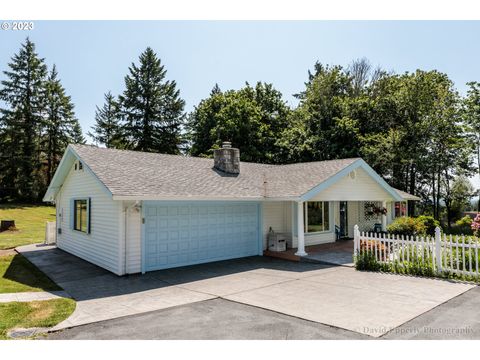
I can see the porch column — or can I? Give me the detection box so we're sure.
[295,201,307,256]
[381,200,387,231]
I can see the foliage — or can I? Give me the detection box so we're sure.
[0,204,56,250]
[364,202,387,217]
[0,298,75,339]
[88,92,125,148]
[42,65,83,185]
[386,216,426,237]
[354,250,382,271]
[0,254,61,293]
[472,213,480,237]
[463,82,480,212]
[0,38,47,201]
[450,215,473,235]
[416,215,441,236]
[187,82,291,163]
[0,39,83,202]
[120,47,185,154]
[354,237,480,282]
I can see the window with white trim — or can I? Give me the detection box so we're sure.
[73,199,90,233]
[304,201,330,233]
[394,201,407,218]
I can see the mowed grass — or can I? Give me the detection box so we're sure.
[0,254,61,293]
[0,204,56,250]
[0,298,76,339]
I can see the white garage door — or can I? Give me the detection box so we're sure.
[143,202,260,271]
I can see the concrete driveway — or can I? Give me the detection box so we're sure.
[18,244,474,337]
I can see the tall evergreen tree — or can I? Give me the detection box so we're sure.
[71,122,85,145]
[42,65,83,185]
[0,38,47,201]
[88,92,123,148]
[119,47,185,153]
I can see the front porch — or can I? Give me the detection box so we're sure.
[264,239,355,266]
[262,164,414,259]
[262,199,403,254]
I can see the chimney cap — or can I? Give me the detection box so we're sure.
[222,141,232,149]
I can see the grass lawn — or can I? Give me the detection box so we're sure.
[0,254,61,293]
[0,298,76,339]
[0,204,56,250]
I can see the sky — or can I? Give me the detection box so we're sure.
[1,20,480,186]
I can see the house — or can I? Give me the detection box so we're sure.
[43,142,419,275]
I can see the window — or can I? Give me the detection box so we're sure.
[304,201,330,233]
[394,201,407,218]
[73,199,89,233]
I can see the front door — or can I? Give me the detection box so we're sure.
[339,201,348,237]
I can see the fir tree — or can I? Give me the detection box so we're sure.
[0,38,47,201]
[42,65,83,185]
[119,47,185,153]
[71,122,85,145]
[88,92,123,148]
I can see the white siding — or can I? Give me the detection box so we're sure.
[347,201,359,237]
[262,201,289,250]
[291,232,336,247]
[125,202,142,274]
[310,167,395,201]
[55,165,122,275]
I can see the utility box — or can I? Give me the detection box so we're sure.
[267,227,287,252]
[45,221,56,245]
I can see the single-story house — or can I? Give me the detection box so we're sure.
[43,143,419,275]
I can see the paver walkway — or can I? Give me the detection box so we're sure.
[0,290,70,303]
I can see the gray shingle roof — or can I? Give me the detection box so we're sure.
[69,144,361,200]
[393,188,421,201]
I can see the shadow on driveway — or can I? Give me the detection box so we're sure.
[17,244,337,302]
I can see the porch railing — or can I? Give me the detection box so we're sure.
[353,225,480,277]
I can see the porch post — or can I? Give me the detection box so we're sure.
[381,200,387,231]
[295,201,307,256]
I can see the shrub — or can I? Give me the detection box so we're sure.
[416,215,440,236]
[354,250,381,271]
[387,217,426,237]
[471,214,480,237]
[450,215,473,235]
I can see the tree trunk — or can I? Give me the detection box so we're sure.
[408,164,416,216]
[432,171,437,220]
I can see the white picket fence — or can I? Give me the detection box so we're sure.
[353,224,480,277]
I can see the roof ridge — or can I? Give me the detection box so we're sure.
[70,144,360,167]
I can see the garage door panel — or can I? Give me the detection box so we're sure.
[144,202,260,271]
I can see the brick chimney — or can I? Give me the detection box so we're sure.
[214,142,240,174]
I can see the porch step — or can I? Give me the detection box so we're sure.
[263,250,300,262]
[300,252,355,268]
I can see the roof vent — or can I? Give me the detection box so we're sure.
[214,142,240,174]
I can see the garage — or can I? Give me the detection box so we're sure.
[142,202,262,272]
